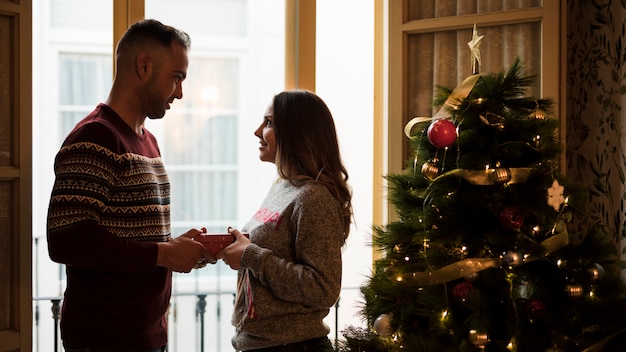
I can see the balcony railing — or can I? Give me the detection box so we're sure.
[33,287,360,352]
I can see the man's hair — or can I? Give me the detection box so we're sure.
[116,18,191,55]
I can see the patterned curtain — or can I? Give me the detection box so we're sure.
[566,0,626,268]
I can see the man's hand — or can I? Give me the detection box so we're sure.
[157,228,215,273]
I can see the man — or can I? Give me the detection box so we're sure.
[47,19,212,352]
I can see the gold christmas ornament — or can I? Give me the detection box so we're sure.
[566,283,583,298]
[469,329,489,348]
[529,100,546,119]
[489,167,512,184]
[441,167,532,185]
[421,161,440,180]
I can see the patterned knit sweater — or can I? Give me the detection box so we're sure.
[47,103,171,349]
[231,179,345,351]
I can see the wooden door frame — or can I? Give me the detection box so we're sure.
[0,0,33,350]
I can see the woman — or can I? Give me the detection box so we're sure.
[219,89,353,351]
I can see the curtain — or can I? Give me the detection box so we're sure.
[405,1,541,119]
[565,1,626,254]
[58,53,113,139]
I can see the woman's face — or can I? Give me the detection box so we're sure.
[254,103,277,163]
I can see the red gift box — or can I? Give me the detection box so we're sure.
[195,233,249,255]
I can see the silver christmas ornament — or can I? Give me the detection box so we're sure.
[588,263,605,281]
[373,313,395,337]
[502,251,523,269]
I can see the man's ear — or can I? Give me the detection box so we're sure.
[136,52,151,79]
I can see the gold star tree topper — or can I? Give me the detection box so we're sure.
[467,24,484,74]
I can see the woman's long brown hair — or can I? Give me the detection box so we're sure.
[272,89,353,239]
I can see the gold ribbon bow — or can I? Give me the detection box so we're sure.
[404,74,481,138]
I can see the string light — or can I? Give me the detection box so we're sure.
[440,310,449,321]
[506,341,514,350]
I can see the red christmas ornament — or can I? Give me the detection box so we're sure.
[526,298,546,317]
[499,206,524,230]
[427,119,457,148]
[452,281,473,302]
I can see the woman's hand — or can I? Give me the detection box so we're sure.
[218,227,251,270]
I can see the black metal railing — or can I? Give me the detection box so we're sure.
[33,287,359,352]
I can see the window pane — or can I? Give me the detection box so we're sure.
[163,113,238,164]
[58,53,113,139]
[407,23,541,118]
[146,0,247,36]
[58,53,112,105]
[59,111,88,141]
[407,0,541,21]
[316,0,376,340]
[50,0,112,29]
[169,170,238,225]
[181,58,240,110]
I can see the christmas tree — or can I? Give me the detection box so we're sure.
[339,28,626,352]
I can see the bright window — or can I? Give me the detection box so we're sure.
[33,1,375,351]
